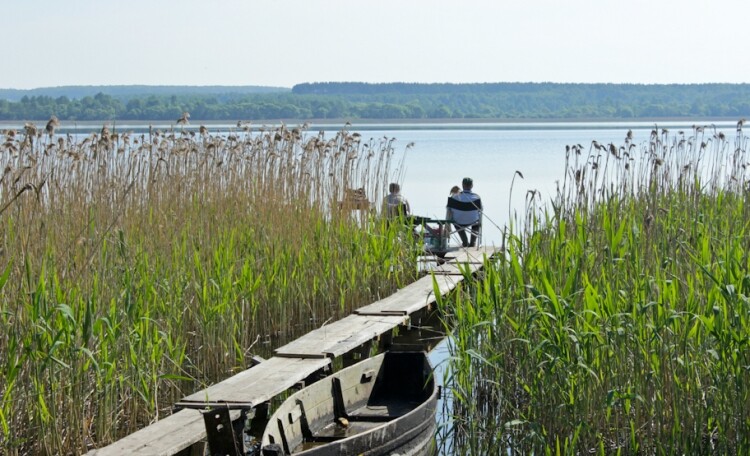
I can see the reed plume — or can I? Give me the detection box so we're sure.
[177,111,190,125]
[45,115,59,136]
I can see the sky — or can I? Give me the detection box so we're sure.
[3,0,750,89]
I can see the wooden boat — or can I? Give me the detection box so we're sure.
[260,351,438,456]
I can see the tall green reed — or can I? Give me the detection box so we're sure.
[444,122,750,454]
[0,122,418,454]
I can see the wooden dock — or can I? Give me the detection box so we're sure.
[86,246,497,456]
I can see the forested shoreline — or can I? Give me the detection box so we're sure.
[2,82,750,121]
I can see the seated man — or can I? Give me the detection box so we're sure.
[446,177,482,247]
[382,182,410,219]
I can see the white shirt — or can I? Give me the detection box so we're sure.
[383,193,410,218]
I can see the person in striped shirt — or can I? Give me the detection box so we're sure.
[446,177,482,247]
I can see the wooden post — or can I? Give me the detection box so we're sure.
[202,406,244,456]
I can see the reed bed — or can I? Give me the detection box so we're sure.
[442,122,750,454]
[0,122,418,455]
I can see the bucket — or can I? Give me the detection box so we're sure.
[424,230,447,251]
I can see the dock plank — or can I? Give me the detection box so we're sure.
[355,273,463,316]
[430,263,464,275]
[354,275,456,316]
[443,246,499,264]
[274,314,406,358]
[178,357,331,406]
[88,358,332,456]
[86,408,225,456]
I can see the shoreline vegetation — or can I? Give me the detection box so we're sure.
[1,118,744,140]
[0,122,419,454]
[1,82,749,122]
[442,121,750,454]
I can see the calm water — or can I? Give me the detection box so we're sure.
[353,121,738,247]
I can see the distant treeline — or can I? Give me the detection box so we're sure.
[2,82,750,121]
[0,85,288,102]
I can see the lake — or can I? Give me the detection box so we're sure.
[346,120,740,247]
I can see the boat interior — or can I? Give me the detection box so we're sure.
[263,351,433,454]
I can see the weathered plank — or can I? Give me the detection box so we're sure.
[88,358,330,456]
[355,273,463,316]
[430,263,466,275]
[86,408,229,456]
[443,245,498,264]
[274,314,406,358]
[178,356,330,407]
[431,257,488,275]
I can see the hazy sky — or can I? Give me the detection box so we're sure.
[4,0,749,89]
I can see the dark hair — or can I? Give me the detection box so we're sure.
[462,177,473,186]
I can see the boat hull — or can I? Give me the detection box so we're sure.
[261,351,438,456]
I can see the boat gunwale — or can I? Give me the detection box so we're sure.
[260,351,438,455]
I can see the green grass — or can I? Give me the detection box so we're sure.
[442,123,750,454]
[0,123,419,454]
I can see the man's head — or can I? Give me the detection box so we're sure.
[389,182,400,193]
[462,177,473,190]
